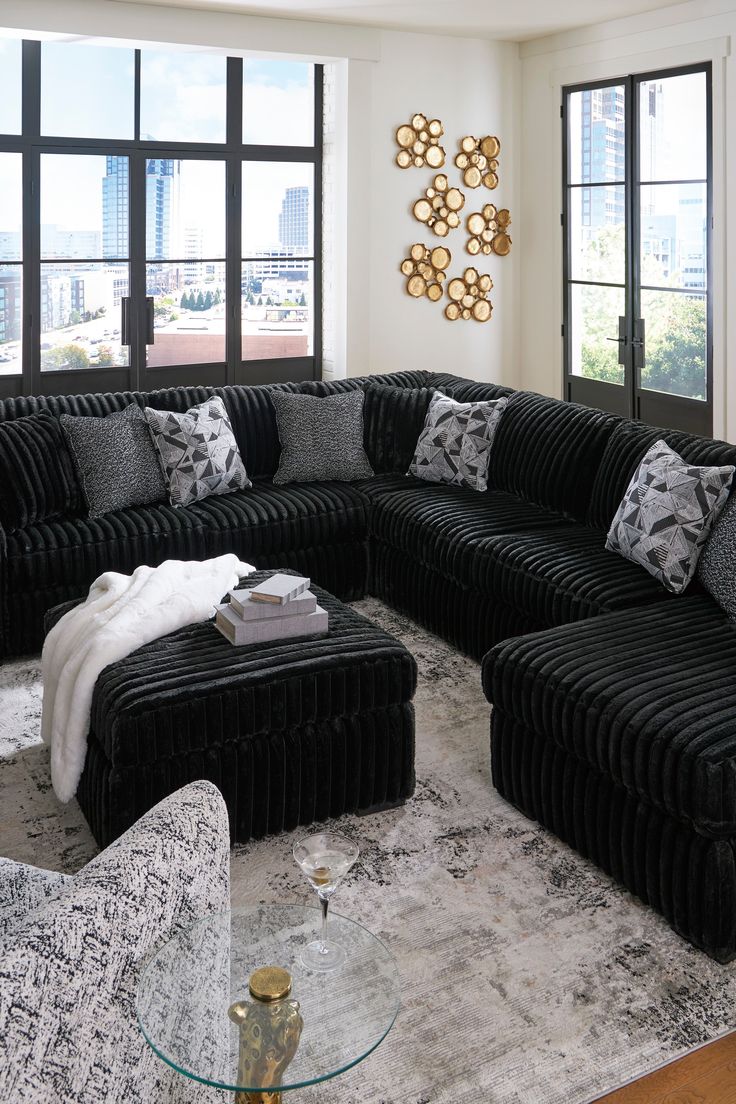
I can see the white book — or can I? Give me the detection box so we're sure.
[215,603,328,646]
[229,588,317,621]
[248,573,311,606]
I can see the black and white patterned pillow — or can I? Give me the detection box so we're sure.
[606,440,734,595]
[697,494,736,617]
[61,405,167,518]
[271,390,374,484]
[408,393,508,492]
[144,396,250,507]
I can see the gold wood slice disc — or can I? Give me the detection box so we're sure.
[464,267,478,285]
[461,135,476,153]
[492,232,512,256]
[425,145,445,168]
[439,206,449,218]
[496,209,511,228]
[480,135,500,159]
[464,166,482,189]
[427,282,443,302]
[400,259,414,276]
[413,156,424,167]
[433,220,449,237]
[428,119,442,137]
[482,243,492,254]
[407,274,427,297]
[413,140,426,155]
[447,278,466,301]
[483,171,499,189]
[462,293,475,309]
[447,211,460,229]
[436,270,446,282]
[432,196,443,210]
[446,188,465,212]
[481,228,494,242]
[419,130,428,141]
[483,204,497,219]
[434,173,448,191]
[473,298,492,321]
[396,150,412,168]
[445,302,461,320]
[477,155,488,172]
[462,309,471,319]
[467,236,481,255]
[410,243,425,261]
[430,246,451,270]
[396,125,416,148]
[413,198,433,223]
[478,274,493,292]
[455,152,469,170]
[417,262,430,275]
[467,212,486,235]
[411,113,427,130]
[488,159,499,171]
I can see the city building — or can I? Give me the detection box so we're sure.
[278,185,309,253]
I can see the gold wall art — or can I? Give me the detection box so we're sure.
[455,135,500,189]
[412,174,465,237]
[466,205,512,256]
[395,114,445,169]
[444,267,493,322]
[400,243,451,301]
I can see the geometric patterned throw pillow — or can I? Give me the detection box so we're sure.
[144,396,250,507]
[605,439,734,595]
[408,393,508,492]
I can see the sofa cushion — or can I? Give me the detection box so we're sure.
[588,419,736,531]
[698,495,736,618]
[365,476,572,580]
[271,390,374,484]
[409,393,508,492]
[482,594,736,839]
[426,375,513,403]
[489,391,621,521]
[0,411,83,532]
[363,384,437,474]
[461,524,671,626]
[188,479,371,559]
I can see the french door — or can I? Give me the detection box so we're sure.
[562,63,712,435]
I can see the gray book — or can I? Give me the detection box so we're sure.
[229,588,317,620]
[248,573,311,605]
[215,602,328,646]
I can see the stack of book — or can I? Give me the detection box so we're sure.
[214,573,328,646]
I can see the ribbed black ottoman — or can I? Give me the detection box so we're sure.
[49,572,416,848]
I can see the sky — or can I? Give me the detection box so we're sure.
[0,38,314,256]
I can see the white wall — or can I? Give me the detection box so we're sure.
[518,0,735,440]
[0,0,521,387]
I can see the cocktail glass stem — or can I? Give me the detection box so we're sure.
[318,895,329,955]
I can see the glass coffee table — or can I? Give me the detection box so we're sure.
[136,904,400,1102]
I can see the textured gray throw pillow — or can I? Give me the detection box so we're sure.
[697,494,736,617]
[144,396,250,507]
[408,392,508,492]
[271,390,374,484]
[61,404,167,518]
[606,439,734,595]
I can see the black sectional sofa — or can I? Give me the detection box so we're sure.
[1,368,735,961]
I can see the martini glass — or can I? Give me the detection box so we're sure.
[293,830,359,972]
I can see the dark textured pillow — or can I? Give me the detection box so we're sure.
[0,411,82,531]
[145,396,250,507]
[606,440,734,595]
[697,495,736,617]
[408,393,508,492]
[271,390,374,484]
[61,405,167,518]
[362,384,437,474]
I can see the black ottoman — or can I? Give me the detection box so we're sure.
[49,572,416,848]
[482,594,736,963]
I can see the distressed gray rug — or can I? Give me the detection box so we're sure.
[1,599,734,1104]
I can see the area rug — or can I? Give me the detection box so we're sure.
[1,599,734,1104]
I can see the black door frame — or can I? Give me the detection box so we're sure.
[0,41,323,398]
[562,62,712,435]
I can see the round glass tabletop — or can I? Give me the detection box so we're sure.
[136,904,400,1094]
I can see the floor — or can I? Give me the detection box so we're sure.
[599,1031,736,1102]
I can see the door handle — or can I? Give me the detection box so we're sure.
[145,296,155,344]
[121,296,131,346]
[606,336,626,343]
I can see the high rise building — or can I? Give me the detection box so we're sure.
[278,186,309,253]
[580,86,625,229]
[102,157,129,258]
[146,158,180,259]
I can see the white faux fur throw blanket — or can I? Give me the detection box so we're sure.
[42,555,254,803]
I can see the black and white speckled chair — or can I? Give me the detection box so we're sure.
[0,780,229,1103]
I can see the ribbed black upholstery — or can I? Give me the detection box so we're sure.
[489,391,621,521]
[587,419,736,531]
[0,411,83,531]
[490,711,736,962]
[362,385,437,474]
[482,595,736,839]
[69,576,417,847]
[429,376,514,403]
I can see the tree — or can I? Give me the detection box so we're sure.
[203,290,214,311]
[298,292,306,307]
[213,288,222,305]
[180,292,188,309]
[257,296,263,306]
[196,291,205,311]
[42,344,90,371]
[96,344,116,367]
[68,309,81,325]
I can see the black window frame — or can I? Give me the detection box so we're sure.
[0,39,323,398]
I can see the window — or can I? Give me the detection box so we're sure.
[0,38,323,397]
[563,65,712,435]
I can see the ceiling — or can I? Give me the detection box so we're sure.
[124,0,694,41]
